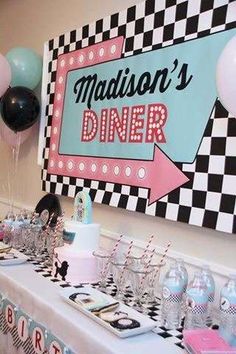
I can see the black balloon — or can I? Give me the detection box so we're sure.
[0,86,40,132]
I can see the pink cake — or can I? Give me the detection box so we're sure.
[53,220,100,284]
[53,191,100,284]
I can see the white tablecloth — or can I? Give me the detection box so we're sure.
[0,263,183,354]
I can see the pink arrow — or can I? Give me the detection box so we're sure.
[147,146,189,204]
[49,145,189,205]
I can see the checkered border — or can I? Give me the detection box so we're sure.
[41,0,236,234]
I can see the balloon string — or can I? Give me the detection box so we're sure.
[11,134,21,212]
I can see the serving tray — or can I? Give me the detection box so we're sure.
[60,285,156,338]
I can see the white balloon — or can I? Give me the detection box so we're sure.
[216,35,236,117]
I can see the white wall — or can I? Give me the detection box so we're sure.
[0,0,235,281]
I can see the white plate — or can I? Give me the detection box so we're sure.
[0,242,12,254]
[60,286,156,338]
[0,249,28,266]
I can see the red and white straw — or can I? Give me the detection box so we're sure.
[102,234,123,276]
[153,241,172,281]
[110,234,123,259]
[31,211,37,224]
[44,213,55,234]
[140,247,155,286]
[119,240,134,282]
[142,234,155,258]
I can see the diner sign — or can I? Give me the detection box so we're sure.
[0,294,73,354]
[41,0,236,233]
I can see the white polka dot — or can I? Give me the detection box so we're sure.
[160,120,163,125]
[102,164,108,173]
[99,48,105,57]
[157,129,161,134]
[161,109,165,114]
[148,129,152,134]
[55,110,60,118]
[148,134,152,140]
[155,106,158,111]
[58,161,63,169]
[52,143,56,151]
[60,59,65,67]
[50,160,54,167]
[59,76,63,84]
[91,163,97,172]
[57,93,61,101]
[69,57,74,65]
[79,54,84,63]
[161,114,165,120]
[138,168,146,179]
[79,162,85,171]
[158,135,163,141]
[158,106,162,111]
[111,44,116,54]
[53,127,58,135]
[114,166,120,175]
[89,51,94,60]
[67,161,74,170]
[125,166,131,177]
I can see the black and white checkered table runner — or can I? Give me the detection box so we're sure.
[27,254,185,350]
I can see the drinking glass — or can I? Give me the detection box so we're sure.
[92,249,111,291]
[128,265,154,313]
[34,229,46,261]
[44,229,64,267]
[125,254,144,268]
[111,260,129,301]
[143,263,165,304]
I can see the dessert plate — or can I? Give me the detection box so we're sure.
[60,286,156,338]
[0,248,28,266]
[0,242,12,254]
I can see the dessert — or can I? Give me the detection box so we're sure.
[110,318,140,330]
[53,191,100,284]
[99,311,128,323]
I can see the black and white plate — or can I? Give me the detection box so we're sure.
[35,193,62,226]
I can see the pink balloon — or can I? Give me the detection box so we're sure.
[0,118,32,147]
[216,35,236,117]
[0,53,11,97]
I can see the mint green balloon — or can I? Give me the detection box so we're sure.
[6,47,42,90]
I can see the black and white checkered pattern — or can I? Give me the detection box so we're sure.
[27,255,186,350]
[41,0,236,234]
[221,306,236,315]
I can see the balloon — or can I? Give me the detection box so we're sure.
[216,35,236,117]
[0,86,40,132]
[0,53,11,97]
[6,47,42,90]
[0,118,33,147]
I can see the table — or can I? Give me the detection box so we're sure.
[0,262,184,354]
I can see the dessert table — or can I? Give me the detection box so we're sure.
[0,261,184,354]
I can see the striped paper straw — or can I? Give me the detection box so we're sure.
[44,213,55,234]
[102,234,123,276]
[140,247,155,286]
[51,215,64,251]
[119,240,134,282]
[153,241,171,282]
[31,211,37,224]
[142,234,155,258]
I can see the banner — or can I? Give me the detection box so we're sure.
[0,293,73,354]
[40,0,236,234]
